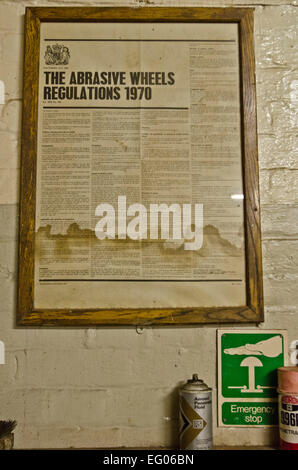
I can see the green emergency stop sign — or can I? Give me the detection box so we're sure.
[217,330,287,427]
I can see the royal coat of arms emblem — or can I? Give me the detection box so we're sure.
[44,44,70,65]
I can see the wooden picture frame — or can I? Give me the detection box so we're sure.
[18,7,263,326]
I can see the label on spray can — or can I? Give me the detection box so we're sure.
[279,394,298,450]
[179,374,213,450]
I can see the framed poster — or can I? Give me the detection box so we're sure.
[18,7,263,326]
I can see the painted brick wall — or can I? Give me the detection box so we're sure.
[0,0,297,448]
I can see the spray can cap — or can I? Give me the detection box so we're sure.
[188,374,203,384]
[181,374,211,392]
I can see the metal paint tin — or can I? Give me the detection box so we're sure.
[278,367,298,450]
[179,374,213,450]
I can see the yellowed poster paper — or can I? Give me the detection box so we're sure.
[34,22,246,309]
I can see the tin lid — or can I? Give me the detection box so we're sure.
[278,366,298,394]
[182,374,211,392]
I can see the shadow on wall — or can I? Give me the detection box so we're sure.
[163,385,181,449]
[267,427,280,448]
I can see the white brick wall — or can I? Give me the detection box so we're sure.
[0,0,297,449]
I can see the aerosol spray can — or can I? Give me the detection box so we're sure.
[179,374,213,450]
[278,366,298,450]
